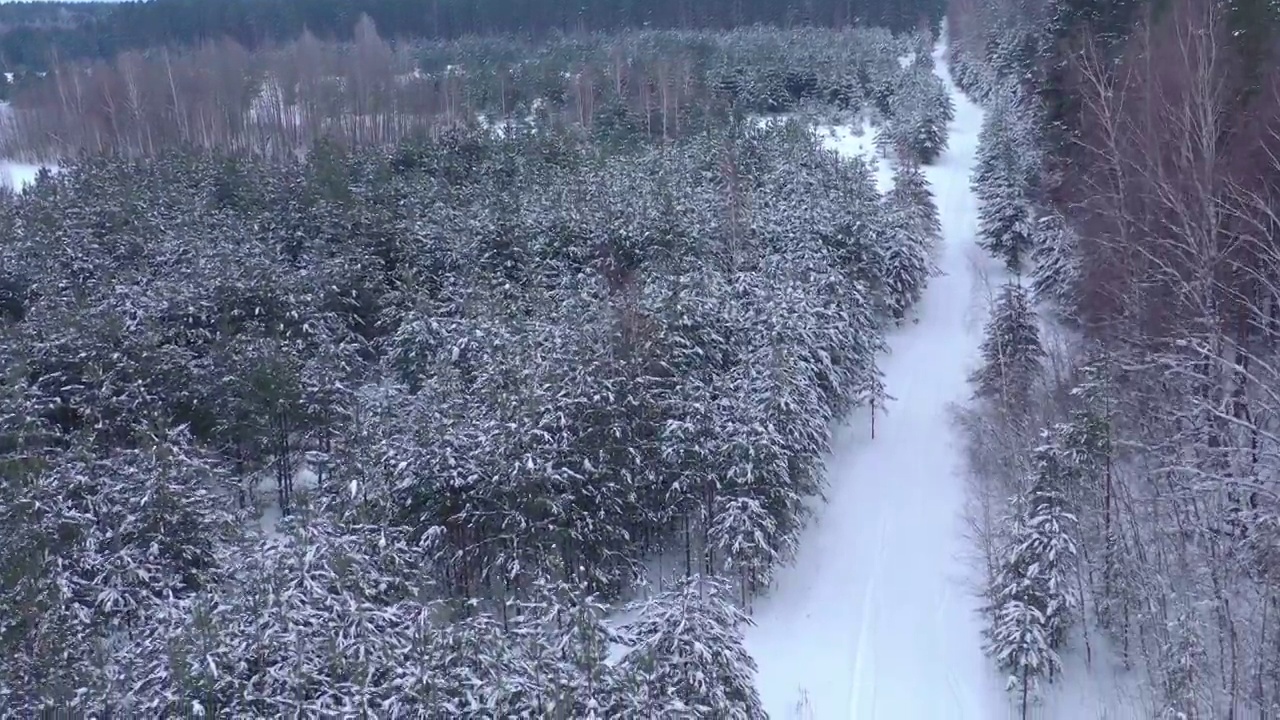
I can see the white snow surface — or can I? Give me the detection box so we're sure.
[255,461,321,538]
[743,42,1007,719]
[1034,633,1155,719]
[1,160,51,191]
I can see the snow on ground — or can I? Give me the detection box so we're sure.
[0,103,56,190]
[755,117,893,192]
[1,160,52,191]
[1029,633,1155,720]
[817,119,893,192]
[254,458,322,538]
[743,41,1007,719]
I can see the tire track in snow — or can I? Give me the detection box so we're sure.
[848,509,888,717]
[937,582,969,709]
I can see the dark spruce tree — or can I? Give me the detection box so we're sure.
[1029,209,1081,318]
[612,576,766,719]
[971,281,1044,409]
[974,87,1038,273]
[879,153,939,321]
[985,431,1078,717]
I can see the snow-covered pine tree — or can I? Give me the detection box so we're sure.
[887,152,942,247]
[974,81,1040,191]
[716,489,803,606]
[985,435,1079,718]
[947,43,993,102]
[875,117,905,159]
[613,576,766,720]
[544,586,621,717]
[484,579,625,717]
[885,67,954,164]
[879,176,934,321]
[1157,607,1214,720]
[977,165,1037,274]
[0,431,245,710]
[709,269,829,588]
[974,85,1038,272]
[109,507,440,716]
[971,281,1045,409]
[1030,210,1081,316]
[1056,349,1139,657]
[972,89,1011,192]
[1021,436,1080,650]
[879,153,941,321]
[989,595,1057,719]
[983,21,1040,86]
[1059,347,1115,507]
[912,27,936,71]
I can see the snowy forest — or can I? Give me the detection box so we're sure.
[951,0,1280,716]
[4,0,1278,714]
[0,19,954,712]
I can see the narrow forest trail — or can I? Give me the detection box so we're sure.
[743,42,1005,719]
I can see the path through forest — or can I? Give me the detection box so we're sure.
[743,41,1006,718]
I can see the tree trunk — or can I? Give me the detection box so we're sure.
[1020,663,1030,720]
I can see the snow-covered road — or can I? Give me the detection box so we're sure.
[744,42,1005,719]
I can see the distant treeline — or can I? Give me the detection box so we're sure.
[0,0,944,74]
[1,25,952,162]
